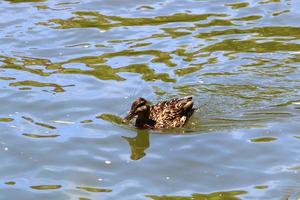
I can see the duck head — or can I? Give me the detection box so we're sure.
[123,97,151,126]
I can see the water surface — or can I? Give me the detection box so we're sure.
[1,0,300,199]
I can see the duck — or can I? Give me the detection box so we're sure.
[123,96,195,129]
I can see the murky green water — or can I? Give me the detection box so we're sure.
[1,0,300,199]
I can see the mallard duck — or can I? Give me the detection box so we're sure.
[123,96,195,129]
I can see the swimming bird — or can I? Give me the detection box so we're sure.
[123,96,195,129]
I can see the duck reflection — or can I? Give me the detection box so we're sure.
[97,113,151,160]
[122,129,150,160]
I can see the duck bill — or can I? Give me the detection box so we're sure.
[123,110,135,123]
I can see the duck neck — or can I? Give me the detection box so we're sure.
[135,106,153,128]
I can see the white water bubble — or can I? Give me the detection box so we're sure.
[105,160,111,164]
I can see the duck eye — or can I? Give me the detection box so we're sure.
[138,102,144,107]
[131,102,142,110]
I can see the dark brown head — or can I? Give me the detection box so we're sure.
[123,97,149,123]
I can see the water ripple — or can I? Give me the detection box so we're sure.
[1,0,300,199]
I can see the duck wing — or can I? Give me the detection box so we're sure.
[150,96,194,128]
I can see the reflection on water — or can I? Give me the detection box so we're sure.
[1,0,300,199]
[43,12,227,30]
[122,130,150,160]
[9,80,73,93]
[22,133,60,138]
[0,118,14,122]
[22,116,57,130]
[5,0,46,2]
[250,137,277,143]
[30,185,62,190]
[4,181,16,185]
[76,186,112,193]
[146,190,247,200]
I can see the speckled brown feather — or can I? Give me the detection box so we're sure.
[149,96,194,129]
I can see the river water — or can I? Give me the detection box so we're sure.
[1,0,300,199]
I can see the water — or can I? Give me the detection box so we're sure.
[1,0,300,199]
